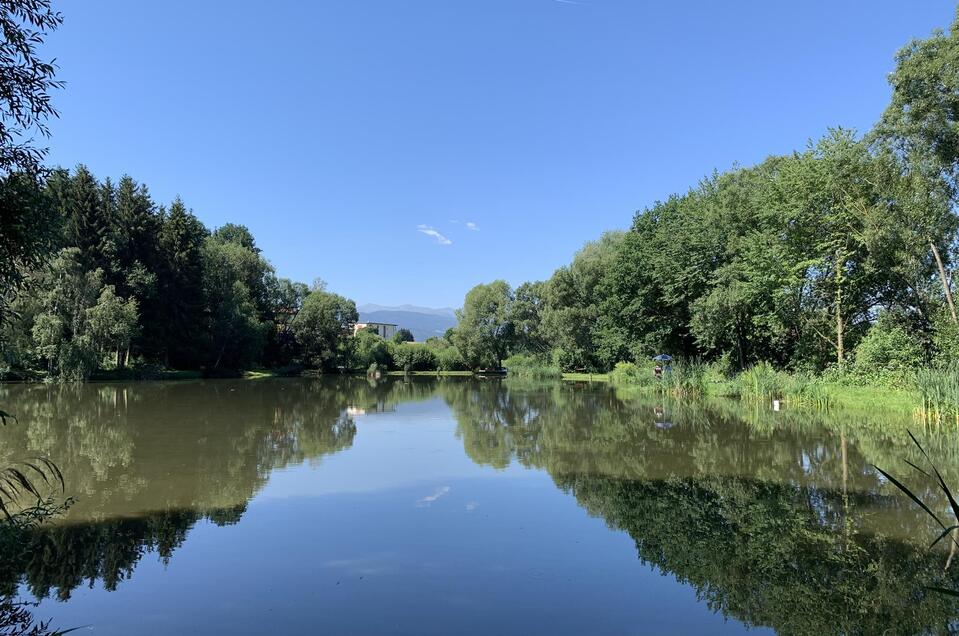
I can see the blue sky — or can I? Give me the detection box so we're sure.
[43,1,955,308]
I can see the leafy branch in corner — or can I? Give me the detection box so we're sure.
[875,431,959,597]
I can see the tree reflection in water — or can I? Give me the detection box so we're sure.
[0,377,957,633]
[441,378,959,635]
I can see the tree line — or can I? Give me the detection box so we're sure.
[0,164,372,379]
[0,162,481,379]
[452,13,959,376]
[8,7,959,380]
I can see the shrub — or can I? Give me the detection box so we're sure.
[931,310,959,366]
[390,342,437,372]
[711,351,737,379]
[503,354,561,379]
[435,346,468,371]
[273,363,304,377]
[609,361,647,385]
[851,314,923,386]
[352,330,392,370]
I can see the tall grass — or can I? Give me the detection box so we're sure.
[609,358,708,397]
[503,354,562,380]
[914,365,959,424]
[733,363,831,408]
[660,359,707,398]
[736,362,781,401]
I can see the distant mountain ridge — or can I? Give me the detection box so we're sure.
[357,305,458,342]
[358,303,456,318]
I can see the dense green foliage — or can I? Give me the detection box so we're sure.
[0,0,64,333]
[452,129,958,376]
[446,15,959,383]
[0,167,366,379]
[392,328,414,344]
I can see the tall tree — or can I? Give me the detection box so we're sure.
[86,285,139,369]
[875,11,959,323]
[66,165,115,275]
[30,248,105,380]
[453,280,515,369]
[509,280,549,355]
[774,130,903,366]
[0,0,63,322]
[290,289,357,371]
[0,172,56,320]
[543,232,625,370]
[201,237,268,369]
[157,198,207,367]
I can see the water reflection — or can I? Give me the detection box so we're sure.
[0,378,365,521]
[1,377,957,633]
[442,379,959,634]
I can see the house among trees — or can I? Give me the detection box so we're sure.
[353,322,398,339]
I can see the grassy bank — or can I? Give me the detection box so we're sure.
[562,372,609,382]
[384,370,474,377]
[87,368,203,382]
[601,359,954,419]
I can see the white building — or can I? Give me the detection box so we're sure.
[353,322,398,340]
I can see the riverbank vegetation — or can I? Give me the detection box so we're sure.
[0,164,479,380]
[443,13,959,419]
[5,4,959,414]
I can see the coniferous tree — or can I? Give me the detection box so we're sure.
[67,165,114,275]
[157,198,207,368]
[114,175,160,358]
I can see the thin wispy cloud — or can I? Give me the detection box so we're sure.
[554,0,588,5]
[416,486,451,507]
[417,224,452,245]
[465,222,479,231]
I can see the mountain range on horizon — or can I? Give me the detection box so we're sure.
[357,303,457,318]
[357,304,458,342]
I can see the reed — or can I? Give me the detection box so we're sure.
[659,359,708,398]
[876,431,959,597]
[503,354,562,380]
[735,362,781,401]
[733,363,832,408]
[913,365,959,424]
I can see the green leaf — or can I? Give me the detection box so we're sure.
[929,524,959,548]
[873,464,946,530]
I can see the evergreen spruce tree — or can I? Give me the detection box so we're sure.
[157,197,207,368]
[67,165,115,275]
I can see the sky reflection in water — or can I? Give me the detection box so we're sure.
[1,377,956,635]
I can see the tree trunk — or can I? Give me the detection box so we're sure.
[930,241,958,324]
[835,249,845,366]
[214,341,226,369]
[841,431,850,549]
[836,305,844,365]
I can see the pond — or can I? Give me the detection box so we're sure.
[1,376,957,635]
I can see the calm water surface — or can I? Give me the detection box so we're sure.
[1,377,958,635]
